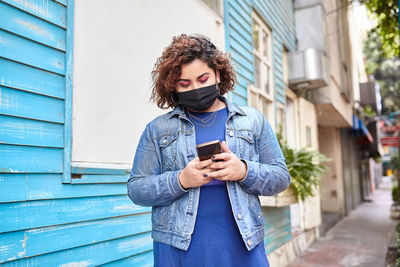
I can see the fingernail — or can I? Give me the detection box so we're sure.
[203,174,208,177]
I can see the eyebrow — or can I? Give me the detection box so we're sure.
[178,72,210,82]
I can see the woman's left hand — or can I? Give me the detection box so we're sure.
[205,141,247,181]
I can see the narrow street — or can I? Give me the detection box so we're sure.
[288,177,396,267]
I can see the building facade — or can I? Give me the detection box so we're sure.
[0,0,374,266]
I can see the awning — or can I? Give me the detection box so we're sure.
[352,114,373,144]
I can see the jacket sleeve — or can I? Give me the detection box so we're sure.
[238,114,291,196]
[127,123,188,207]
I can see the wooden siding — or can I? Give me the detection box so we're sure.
[0,0,152,265]
[224,0,296,255]
[263,206,292,254]
[223,0,296,108]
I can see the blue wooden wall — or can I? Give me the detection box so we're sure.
[0,0,152,265]
[223,0,296,255]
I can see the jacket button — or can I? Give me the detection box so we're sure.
[237,213,242,219]
[229,131,234,137]
[247,240,252,246]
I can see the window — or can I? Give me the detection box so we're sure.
[248,11,274,127]
[277,103,285,138]
[306,126,312,147]
[199,0,223,17]
[285,96,297,149]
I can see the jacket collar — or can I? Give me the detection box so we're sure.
[167,95,246,119]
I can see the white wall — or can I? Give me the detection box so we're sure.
[72,0,225,169]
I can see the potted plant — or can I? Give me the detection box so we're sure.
[260,125,330,206]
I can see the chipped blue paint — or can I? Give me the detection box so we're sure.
[0,173,130,203]
[0,232,153,266]
[0,114,64,147]
[0,213,151,262]
[0,2,66,51]
[0,86,65,123]
[2,0,67,29]
[0,58,65,99]
[0,0,155,265]
[62,0,74,184]
[0,29,65,75]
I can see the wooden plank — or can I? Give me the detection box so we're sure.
[62,0,74,184]
[0,213,151,262]
[234,83,248,99]
[54,0,67,6]
[263,206,291,254]
[0,58,65,99]
[72,166,129,175]
[0,195,150,233]
[230,26,252,49]
[71,174,129,184]
[236,71,251,86]
[228,16,252,43]
[229,33,253,64]
[0,29,65,75]
[230,0,251,17]
[0,144,63,174]
[0,115,64,147]
[0,232,152,266]
[231,92,247,106]
[230,0,252,22]
[0,2,66,51]
[0,173,27,202]
[0,86,64,123]
[0,174,131,203]
[230,50,253,80]
[101,250,153,267]
[2,0,67,29]
[228,5,252,32]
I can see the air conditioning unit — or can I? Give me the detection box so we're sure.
[287,48,330,90]
[288,0,330,90]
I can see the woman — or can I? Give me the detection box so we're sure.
[127,34,290,266]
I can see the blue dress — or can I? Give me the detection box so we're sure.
[153,107,270,267]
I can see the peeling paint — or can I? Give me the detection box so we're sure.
[15,19,51,39]
[60,260,91,267]
[114,205,134,211]
[0,168,21,173]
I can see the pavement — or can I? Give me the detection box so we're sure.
[287,176,397,267]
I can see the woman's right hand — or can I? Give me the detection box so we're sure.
[178,157,214,189]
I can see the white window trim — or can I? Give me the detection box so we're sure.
[247,83,275,132]
[252,10,274,100]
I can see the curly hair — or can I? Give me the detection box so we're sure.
[150,34,237,109]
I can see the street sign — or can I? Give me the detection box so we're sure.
[381,136,399,147]
[381,126,400,132]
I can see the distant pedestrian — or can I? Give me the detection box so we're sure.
[127,33,290,267]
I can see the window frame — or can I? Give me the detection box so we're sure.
[249,10,275,128]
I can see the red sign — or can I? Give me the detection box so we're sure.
[382,126,400,132]
[381,136,399,147]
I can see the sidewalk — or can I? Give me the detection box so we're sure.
[287,177,396,267]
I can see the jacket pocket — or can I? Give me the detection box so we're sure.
[159,133,178,171]
[236,130,256,160]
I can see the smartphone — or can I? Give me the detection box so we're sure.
[196,140,222,161]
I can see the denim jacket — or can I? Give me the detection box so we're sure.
[127,95,290,251]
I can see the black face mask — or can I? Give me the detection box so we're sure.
[176,83,219,112]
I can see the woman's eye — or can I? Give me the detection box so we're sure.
[179,82,190,87]
[199,77,209,83]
